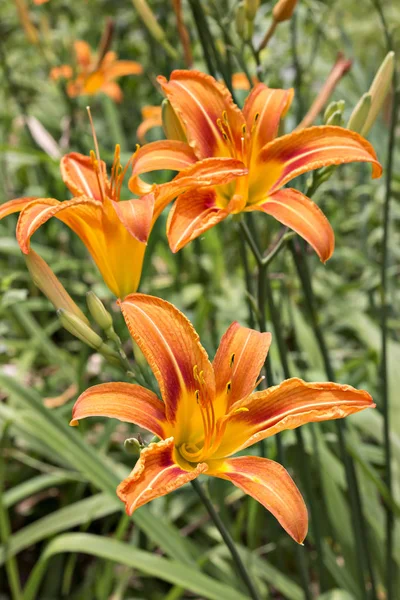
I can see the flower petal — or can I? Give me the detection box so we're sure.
[137,106,162,143]
[70,382,167,438]
[166,188,227,252]
[117,437,207,514]
[129,140,198,196]
[0,197,37,220]
[250,126,382,200]
[111,193,155,243]
[215,378,375,458]
[153,157,248,221]
[213,322,272,414]
[16,196,146,298]
[60,152,107,201]
[74,40,92,69]
[157,70,246,159]
[243,85,294,154]
[104,60,143,80]
[207,456,308,544]
[253,188,335,262]
[100,81,123,102]
[119,294,215,432]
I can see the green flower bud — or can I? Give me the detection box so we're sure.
[86,291,113,331]
[58,309,104,350]
[347,93,372,133]
[124,437,143,456]
[361,51,394,136]
[235,3,247,39]
[245,0,260,21]
[161,99,186,142]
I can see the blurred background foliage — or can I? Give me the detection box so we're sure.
[0,0,399,599]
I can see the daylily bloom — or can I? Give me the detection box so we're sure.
[0,148,154,298]
[50,40,142,102]
[130,70,382,261]
[70,294,375,543]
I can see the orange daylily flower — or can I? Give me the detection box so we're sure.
[50,40,142,102]
[130,70,382,261]
[71,294,375,543]
[0,148,154,298]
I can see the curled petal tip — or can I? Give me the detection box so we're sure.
[69,419,79,427]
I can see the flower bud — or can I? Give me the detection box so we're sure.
[26,250,89,325]
[131,0,178,59]
[124,437,143,456]
[245,0,260,21]
[161,99,186,142]
[323,100,345,124]
[347,93,372,133]
[58,309,104,350]
[325,110,343,127]
[361,51,394,136]
[272,0,298,23]
[86,291,113,331]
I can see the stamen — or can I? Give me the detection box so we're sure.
[254,375,265,389]
[226,381,232,394]
[230,353,235,367]
[87,106,106,201]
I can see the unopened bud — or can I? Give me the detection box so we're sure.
[361,51,394,136]
[272,0,298,23]
[347,93,372,133]
[124,437,143,456]
[326,110,343,127]
[131,0,178,59]
[86,291,113,331]
[26,250,89,325]
[58,309,104,350]
[324,100,345,124]
[245,0,260,21]
[161,99,186,142]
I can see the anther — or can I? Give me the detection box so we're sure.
[230,353,235,367]
[195,389,200,403]
[226,381,232,393]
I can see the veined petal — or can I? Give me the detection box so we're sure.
[243,85,294,155]
[129,140,197,196]
[104,60,143,81]
[117,437,207,514]
[70,382,167,438]
[213,322,272,415]
[253,188,334,262]
[111,193,155,243]
[250,126,382,200]
[153,157,248,221]
[16,196,146,299]
[215,378,375,458]
[74,40,92,70]
[207,456,308,544]
[119,294,215,433]
[157,70,246,160]
[60,152,107,201]
[166,188,227,252]
[0,197,37,220]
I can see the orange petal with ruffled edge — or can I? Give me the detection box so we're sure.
[157,70,246,160]
[207,456,308,543]
[243,85,294,156]
[129,140,198,196]
[153,156,248,221]
[117,437,207,514]
[214,378,375,458]
[60,153,107,201]
[70,382,167,438]
[249,126,382,202]
[213,322,271,416]
[16,196,146,299]
[166,188,227,252]
[0,197,37,220]
[252,188,335,262]
[119,294,215,432]
[111,193,155,243]
[105,60,143,80]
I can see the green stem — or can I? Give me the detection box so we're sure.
[190,479,261,600]
[370,4,399,598]
[290,241,375,599]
